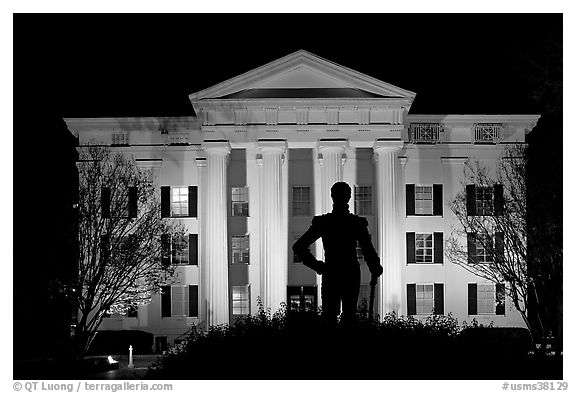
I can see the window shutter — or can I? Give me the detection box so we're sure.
[161,186,171,218]
[189,234,198,265]
[495,232,505,262]
[466,185,476,216]
[493,184,504,216]
[407,284,416,316]
[189,285,199,317]
[468,283,477,315]
[433,232,443,264]
[101,187,111,218]
[495,283,505,315]
[188,186,198,218]
[100,234,110,263]
[467,233,477,264]
[434,283,444,315]
[161,286,171,318]
[406,184,415,216]
[161,234,171,267]
[433,184,443,216]
[406,232,416,264]
[128,187,138,218]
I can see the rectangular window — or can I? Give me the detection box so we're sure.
[232,285,250,315]
[476,234,493,263]
[111,132,129,146]
[292,186,311,216]
[287,286,317,312]
[415,185,433,215]
[231,235,250,264]
[477,283,496,314]
[171,187,189,217]
[171,286,189,317]
[171,235,189,265]
[354,186,372,215]
[415,233,433,263]
[476,186,494,216]
[415,284,434,315]
[232,187,249,216]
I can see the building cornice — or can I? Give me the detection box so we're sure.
[64,116,200,137]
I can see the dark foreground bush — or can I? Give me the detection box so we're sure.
[147,302,561,380]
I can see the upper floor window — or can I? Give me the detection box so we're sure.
[171,187,189,217]
[466,184,504,217]
[101,186,138,219]
[466,232,503,264]
[292,186,311,216]
[406,232,444,264]
[415,186,433,215]
[160,186,198,218]
[161,234,198,266]
[171,235,189,265]
[232,187,249,216]
[231,235,250,264]
[354,186,372,216]
[476,186,493,216]
[406,184,443,216]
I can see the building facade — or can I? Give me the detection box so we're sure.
[65,50,539,350]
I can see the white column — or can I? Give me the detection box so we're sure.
[257,140,288,313]
[316,140,348,306]
[201,141,231,326]
[318,140,348,214]
[373,140,404,317]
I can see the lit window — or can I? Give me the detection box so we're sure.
[232,286,250,315]
[476,186,493,216]
[415,233,433,263]
[292,186,311,216]
[416,284,434,314]
[476,234,493,263]
[477,283,496,314]
[354,186,372,215]
[415,186,433,215]
[171,235,189,265]
[171,187,189,217]
[232,235,250,264]
[232,187,249,216]
[111,132,129,146]
[171,286,189,317]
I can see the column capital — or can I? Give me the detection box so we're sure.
[257,139,287,155]
[373,139,404,154]
[318,139,348,152]
[203,140,231,155]
[195,157,207,168]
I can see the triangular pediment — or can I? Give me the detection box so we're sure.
[189,50,416,101]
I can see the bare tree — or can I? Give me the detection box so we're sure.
[72,145,184,358]
[446,144,558,346]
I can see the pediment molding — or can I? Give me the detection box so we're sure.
[189,50,416,103]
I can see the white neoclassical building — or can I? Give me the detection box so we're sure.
[65,50,540,351]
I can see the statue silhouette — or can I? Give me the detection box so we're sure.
[292,181,383,326]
